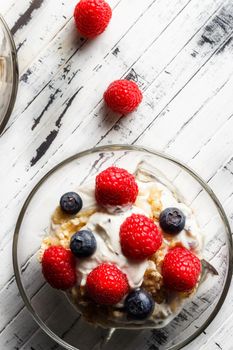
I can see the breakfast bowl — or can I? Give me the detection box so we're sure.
[13,145,232,350]
[0,15,18,135]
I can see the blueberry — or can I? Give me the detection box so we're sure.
[159,207,185,234]
[124,288,155,320]
[60,192,83,215]
[70,230,97,258]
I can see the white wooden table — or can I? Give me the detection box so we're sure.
[0,0,233,349]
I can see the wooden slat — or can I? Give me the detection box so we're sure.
[0,0,233,349]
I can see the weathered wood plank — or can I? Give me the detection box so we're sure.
[5,0,78,69]
[101,2,233,147]
[0,0,16,16]
[32,0,233,165]
[0,0,225,222]
[0,0,233,349]
[5,0,150,129]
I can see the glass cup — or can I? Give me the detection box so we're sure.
[0,15,18,134]
[13,145,232,350]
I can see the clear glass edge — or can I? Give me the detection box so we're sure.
[12,144,233,350]
[0,14,19,135]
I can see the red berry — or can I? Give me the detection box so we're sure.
[162,247,202,292]
[86,263,129,305]
[120,214,163,260]
[42,246,77,290]
[74,0,112,38]
[104,79,143,114]
[95,166,138,207]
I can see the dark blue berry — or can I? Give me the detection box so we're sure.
[159,207,185,234]
[60,192,83,215]
[70,230,97,258]
[124,289,155,320]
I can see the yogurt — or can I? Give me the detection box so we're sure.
[44,162,203,328]
[76,207,149,288]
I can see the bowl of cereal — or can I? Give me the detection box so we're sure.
[0,15,18,135]
[13,145,232,350]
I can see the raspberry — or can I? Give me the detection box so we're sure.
[95,166,138,207]
[86,263,129,305]
[42,246,77,290]
[104,79,143,114]
[74,0,112,38]
[120,214,163,260]
[162,247,202,292]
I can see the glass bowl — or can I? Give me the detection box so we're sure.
[13,145,232,350]
[0,15,18,135]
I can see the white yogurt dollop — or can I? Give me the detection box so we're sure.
[77,207,149,288]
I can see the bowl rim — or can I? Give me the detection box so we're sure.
[12,144,233,350]
[0,14,18,135]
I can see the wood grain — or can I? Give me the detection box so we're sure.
[0,0,232,349]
